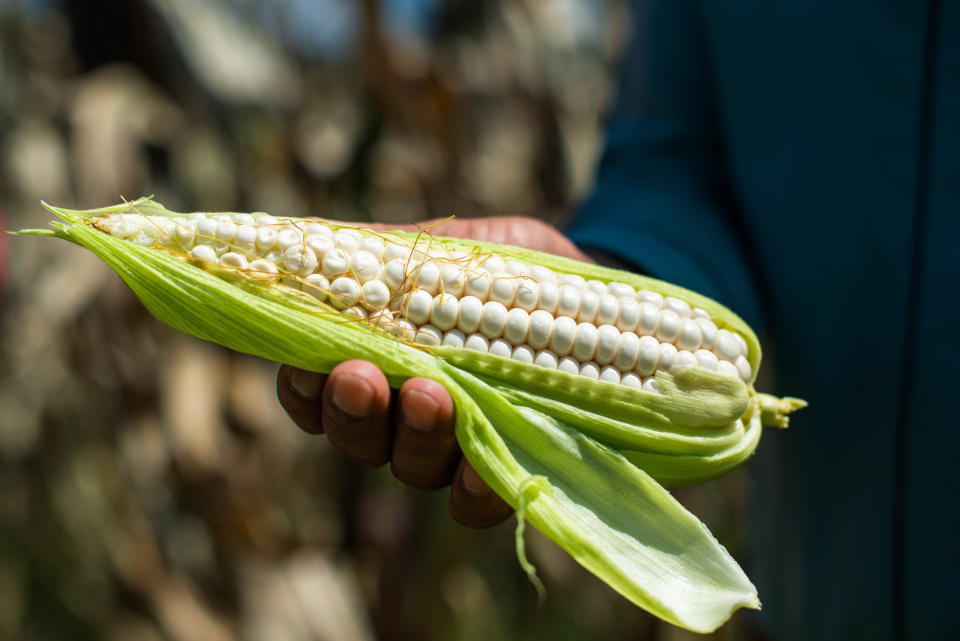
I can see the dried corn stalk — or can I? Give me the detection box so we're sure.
[20,198,804,633]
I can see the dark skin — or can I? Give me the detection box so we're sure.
[276,217,590,528]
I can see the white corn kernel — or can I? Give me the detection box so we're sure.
[504,308,531,345]
[456,296,484,334]
[595,293,620,326]
[247,258,279,280]
[232,213,255,226]
[489,272,518,306]
[381,259,409,293]
[527,310,554,349]
[664,296,691,318]
[329,276,361,309]
[529,265,556,282]
[616,297,640,332]
[536,281,560,314]
[478,254,505,274]
[642,378,660,394]
[190,244,217,263]
[234,224,257,249]
[614,332,641,371]
[673,350,698,372]
[550,316,578,357]
[305,234,333,258]
[489,338,512,358]
[558,356,580,375]
[636,290,664,307]
[350,250,381,283]
[283,245,318,276]
[440,264,467,297]
[360,279,391,310]
[572,323,599,362]
[733,332,749,358]
[302,274,330,301]
[505,260,529,276]
[413,260,442,293]
[586,279,607,295]
[606,281,635,298]
[343,305,367,320]
[557,285,581,318]
[595,325,620,365]
[637,302,660,336]
[360,236,385,260]
[694,349,719,371]
[220,251,248,270]
[333,229,360,253]
[658,343,678,371]
[655,309,682,343]
[173,220,196,248]
[442,329,466,348]
[216,221,237,243]
[634,335,661,376]
[383,242,408,262]
[196,217,218,242]
[715,330,741,362]
[322,248,350,277]
[696,317,719,348]
[430,293,460,331]
[717,360,739,379]
[621,372,643,389]
[579,362,601,380]
[414,324,442,346]
[578,289,601,324]
[479,300,508,339]
[464,333,490,352]
[465,271,492,300]
[559,273,586,288]
[534,349,559,370]
[403,289,433,325]
[276,228,302,252]
[515,280,539,312]
[676,318,703,351]
[255,226,278,252]
[599,365,621,384]
[254,214,278,227]
[511,344,535,364]
[305,222,332,237]
[735,356,752,382]
[368,309,395,327]
[389,318,417,340]
[691,307,711,320]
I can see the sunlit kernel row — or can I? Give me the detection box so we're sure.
[96,212,754,391]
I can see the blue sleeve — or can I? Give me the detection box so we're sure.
[566,0,762,330]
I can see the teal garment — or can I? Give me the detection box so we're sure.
[567,1,959,639]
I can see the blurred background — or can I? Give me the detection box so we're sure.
[0,1,754,639]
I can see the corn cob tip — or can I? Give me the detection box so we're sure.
[757,393,807,428]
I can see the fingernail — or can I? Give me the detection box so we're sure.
[401,390,438,432]
[462,464,487,496]
[332,374,374,417]
[290,368,324,398]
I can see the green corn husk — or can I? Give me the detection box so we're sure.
[18,198,805,633]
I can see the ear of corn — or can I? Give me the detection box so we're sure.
[19,197,805,633]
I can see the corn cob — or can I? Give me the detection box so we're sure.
[21,198,804,633]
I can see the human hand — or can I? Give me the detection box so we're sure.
[277,216,590,527]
